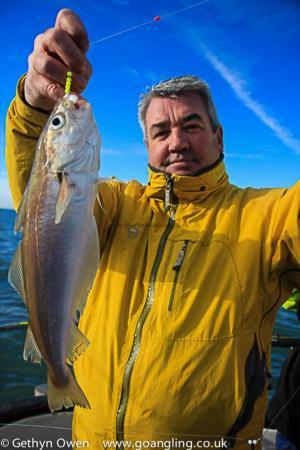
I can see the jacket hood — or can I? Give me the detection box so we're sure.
[145,154,229,204]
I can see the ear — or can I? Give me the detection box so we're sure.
[215,125,224,153]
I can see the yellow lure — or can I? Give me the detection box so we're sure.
[65,71,73,94]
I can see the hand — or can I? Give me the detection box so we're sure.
[24,9,92,111]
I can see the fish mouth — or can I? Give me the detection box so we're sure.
[65,94,89,110]
[75,98,89,110]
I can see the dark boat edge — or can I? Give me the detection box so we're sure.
[0,396,73,424]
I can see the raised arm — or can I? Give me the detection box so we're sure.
[267,183,300,303]
[25,8,91,111]
[6,9,92,208]
[6,9,126,244]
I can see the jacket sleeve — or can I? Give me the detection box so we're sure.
[5,75,126,250]
[5,75,49,210]
[269,182,300,292]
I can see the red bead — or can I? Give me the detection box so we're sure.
[153,16,161,21]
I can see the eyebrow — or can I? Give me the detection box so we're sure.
[181,113,204,124]
[150,113,204,133]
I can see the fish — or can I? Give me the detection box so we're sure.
[8,93,101,412]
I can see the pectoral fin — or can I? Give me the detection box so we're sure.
[23,326,42,364]
[55,173,75,224]
[8,244,26,304]
[66,322,90,365]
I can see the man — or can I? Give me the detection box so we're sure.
[5,9,300,450]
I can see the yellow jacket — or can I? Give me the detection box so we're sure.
[6,78,300,449]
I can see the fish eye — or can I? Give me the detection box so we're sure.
[50,114,66,130]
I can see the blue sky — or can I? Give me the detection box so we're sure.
[1,0,300,209]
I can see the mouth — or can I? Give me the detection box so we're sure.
[164,160,199,175]
[167,159,197,166]
[75,98,89,110]
[65,94,89,110]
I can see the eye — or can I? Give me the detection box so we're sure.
[154,130,169,139]
[184,124,200,130]
[50,114,66,130]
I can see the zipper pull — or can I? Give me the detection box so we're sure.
[164,174,173,212]
[173,240,189,271]
[168,240,189,311]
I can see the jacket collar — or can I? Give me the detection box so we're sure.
[145,154,229,206]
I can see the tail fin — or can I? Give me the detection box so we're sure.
[47,369,90,413]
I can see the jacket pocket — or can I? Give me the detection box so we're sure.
[150,237,243,341]
[168,240,189,311]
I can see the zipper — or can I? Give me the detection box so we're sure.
[116,175,177,443]
[164,174,174,211]
[168,240,189,311]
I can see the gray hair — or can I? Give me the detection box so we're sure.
[138,75,220,141]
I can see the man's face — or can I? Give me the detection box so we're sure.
[145,92,223,175]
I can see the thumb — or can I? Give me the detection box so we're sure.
[55,9,89,53]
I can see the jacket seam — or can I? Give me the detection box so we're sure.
[142,329,255,342]
[259,268,300,355]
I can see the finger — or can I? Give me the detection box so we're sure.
[30,50,88,93]
[55,9,89,53]
[41,28,91,79]
[25,70,65,105]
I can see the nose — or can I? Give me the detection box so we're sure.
[168,128,188,152]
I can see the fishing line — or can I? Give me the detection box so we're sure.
[0,321,28,331]
[89,0,209,46]
[2,320,300,347]
[0,422,71,431]
[262,385,300,439]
